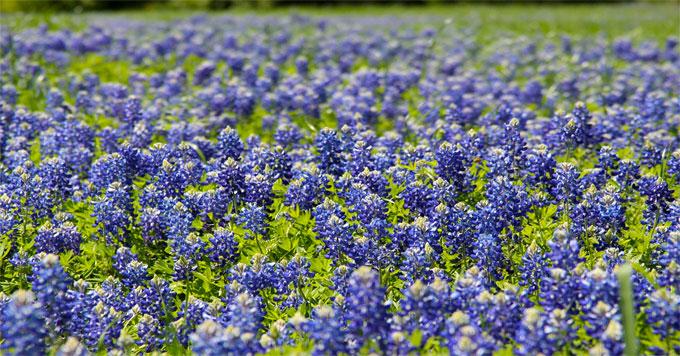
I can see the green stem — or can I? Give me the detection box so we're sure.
[254,233,264,254]
[185,279,192,308]
[617,264,638,356]
[297,276,309,307]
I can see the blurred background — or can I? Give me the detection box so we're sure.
[1,0,657,12]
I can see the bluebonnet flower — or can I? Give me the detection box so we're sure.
[62,279,97,341]
[190,320,262,355]
[519,242,547,297]
[37,156,70,197]
[234,86,256,117]
[229,256,287,294]
[434,201,475,256]
[640,140,663,168]
[172,233,207,281]
[588,319,625,356]
[56,337,88,356]
[244,173,273,206]
[221,292,264,335]
[217,127,244,161]
[485,175,531,231]
[313,201,354,261]
[304,305,348,355]
[238,203,268,237]
[206,158,246,204]
[89,153,129,191]
[397,278,451,343]
[295,56,309,75]
[582,300,618,341]
[540,265,583,314]
[8,248,31,269]
[522,80,543,104]
[485,147,513,179]
[638,174,674,226]
[330,265,351,296]
[351,192,388,235]
[46,87,64,109]
[175,296,209,346]
[667,200,680,230]
[26,176,59,220]
[0,292,8,315]
[129,120,152,148]
[386,331,415,355]
[579,168,608,191]
[138,183,165,209]
[540,214,573,248]
[645,288,680,347]
[551,162,581,204]
[112,247,150,288]
[0,290,48,355]
[560,102,594,148]
[208,227,239,270]
[499,117,527,172]
[471,200,506,240]
[655,231,680,290]
[75,90,95,113]
[346,232,387,268]
[315,128,344,176]
[156,157,203,197]
[435,142,472,195]
[474,287,525,343]
[122,95,142,127]
[540,228,583,307]
[614,159,640,190]
[96,277,128,312]
[194,61,216,85]
[450,266,487,313]
[259,319,295,351]
[93,182,133,244]
[31,254,72,334]
[172,232,206,261]
[668,149,680,183]
[443,310,496,355]
[637,92,667,122]
[140,207,164,244]
[260,145,293,183]
[162,199,194,242]
[1,84,18,105]
[127,276,176,321]
[399,242,438,283]
[514,307,576,355]
[34,219,82,254]
[344,266,389,352]
[83,301,124,350]
[472,233,505,281]
[399,179,436,216]
[136,314,165,351]
[348,140,373,174]
[285,165,328,210]
[283,254,314,288]
[274,122,303,148]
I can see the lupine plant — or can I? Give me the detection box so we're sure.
[0,8,678,355]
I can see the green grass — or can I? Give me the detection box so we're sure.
[2,4,678,41]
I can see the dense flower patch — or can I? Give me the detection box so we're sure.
[0,13,678,355]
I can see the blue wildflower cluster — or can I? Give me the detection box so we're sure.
[0,10,678,355]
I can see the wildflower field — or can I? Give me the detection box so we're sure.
[0,5,678,355]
